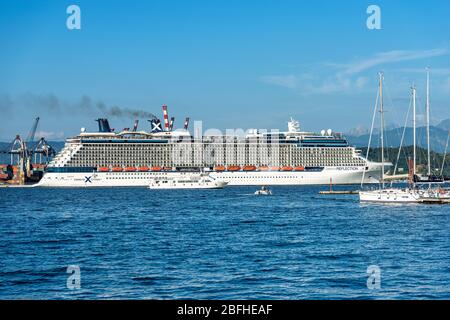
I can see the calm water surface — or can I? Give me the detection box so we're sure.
[1,186,449,299]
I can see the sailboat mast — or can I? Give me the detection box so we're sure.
[413,85,417,178]
[379,72,385,188]
[426,68,431,178]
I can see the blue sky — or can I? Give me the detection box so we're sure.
[1,0,450,140]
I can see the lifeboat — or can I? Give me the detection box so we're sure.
[243,165,257,171]
[124,166,136,172]
[215,165,226,171]
[98,166,109,172]
[269,166,280,171]
[258,166,269,171]
[138,166,149,171]
[281,166,293,171]
[227,166,241,172]
[112,166,123,172]
[162,166,172,171]
[0,173,9,180]
[294,166,305,171]
[151,166,162,172]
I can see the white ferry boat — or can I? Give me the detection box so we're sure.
[36,107,386,187]
[148,173,227,189]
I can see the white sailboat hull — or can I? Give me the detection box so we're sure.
[359,188,421,203]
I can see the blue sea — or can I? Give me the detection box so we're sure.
[1,185,449,299]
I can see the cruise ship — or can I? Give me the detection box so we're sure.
[36,107,385,187]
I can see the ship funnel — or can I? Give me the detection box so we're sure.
[184,117,190,130]
[169,117,175,131]
[132,120,139,132]
[162,105,169,131]
[149,118,163,133]
[96,118,111,133]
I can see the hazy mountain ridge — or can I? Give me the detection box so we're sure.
[346,121,450,153]
[437,118,450,131]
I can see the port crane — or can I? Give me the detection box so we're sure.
[0,117,55,184]
[7,117,40,162]
[34,137,56,163]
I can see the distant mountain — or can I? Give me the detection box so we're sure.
[347,125,370,137]
[346,125,450,153]
[346,123,401,137]
[437,119,450,131]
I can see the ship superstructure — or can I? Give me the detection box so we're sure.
[37,106,385,187]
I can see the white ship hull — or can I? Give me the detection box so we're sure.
[35,166,381,187]
[211,166,380,186]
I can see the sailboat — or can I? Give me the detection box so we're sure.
[359,70,450,203]
[359,73,421,203]
[413,69,450,201]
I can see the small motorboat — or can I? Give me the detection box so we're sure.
[254,186,272,195]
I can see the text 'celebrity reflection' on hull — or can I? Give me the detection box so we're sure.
[36,106,386,187]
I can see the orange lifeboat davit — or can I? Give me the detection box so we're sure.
[112,166,123,172]
[269,166,280,171]
[281,166,293,171]
[243,165,257,171]
[258,166,269,171]
[294,166,305,171]
[125,166,136,172]
[138,166,149,171]
[151,166,162,172]
[215,165,226,171]
[98,166,109,172]
[227,166,241,172]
